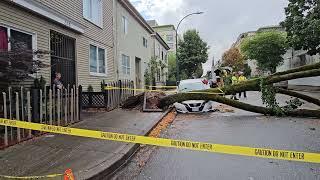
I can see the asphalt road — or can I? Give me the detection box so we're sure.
[113,92,320,180]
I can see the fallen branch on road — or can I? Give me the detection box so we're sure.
[159,93,320,118]
[159,63,320,117]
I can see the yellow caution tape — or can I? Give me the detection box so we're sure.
[0,118,319,164]
[105,86,224,95]
[0,174,63,179]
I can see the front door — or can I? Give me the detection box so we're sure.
[50,30,76,87]
[135,57,141,89]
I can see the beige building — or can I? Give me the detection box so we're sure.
[147,20,176,53]
[0,0,170,91]
[115,0,169,88]
[0,0,115,91]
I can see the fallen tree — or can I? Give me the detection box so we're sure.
[160,64,320,118]
[160,93,320,118]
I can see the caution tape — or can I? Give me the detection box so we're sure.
[105,86,225,95]
[0,173,63,179]
[0,168,74,179]
[0,118,319,164]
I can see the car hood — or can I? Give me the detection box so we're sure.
[182,100,206,104]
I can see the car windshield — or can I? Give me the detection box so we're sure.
[179,82,204,92]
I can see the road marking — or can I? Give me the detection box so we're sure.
[0,118,319,164]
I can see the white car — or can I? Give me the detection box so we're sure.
[174,79,215,113]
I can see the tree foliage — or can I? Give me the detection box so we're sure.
[221,47,244,71]
[178,29,209,78]
[281,0,320,55]
[167,53,177,82]
[0,42,49,84]
[240,31,287,73]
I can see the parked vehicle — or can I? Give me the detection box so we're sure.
[174,79,215,113]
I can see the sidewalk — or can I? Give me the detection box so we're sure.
[0,109,165,179]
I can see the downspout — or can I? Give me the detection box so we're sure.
[113,0,119,80]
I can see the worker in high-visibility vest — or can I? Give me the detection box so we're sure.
[231,72,239,100]
[238,71,247,98]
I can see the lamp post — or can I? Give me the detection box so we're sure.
[175,11,204,83]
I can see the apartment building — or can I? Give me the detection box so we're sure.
[147,20,176,53]
[0,0,116,91]
[115,0,169,88]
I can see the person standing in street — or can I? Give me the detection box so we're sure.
[238,71,247,98]
[231,72,239,100]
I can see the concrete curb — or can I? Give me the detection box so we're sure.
[87,107,173,180]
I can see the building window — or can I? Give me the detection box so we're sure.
[161,51,164,60]
[158,44,160,57]
[143,37,148,48]
[83,0,103,27]
[90,44,106,75]
[166,35,174,42]
[167,43,174,49]
[0,26,34,51]
[122,54,130,75]
[122,16,128,34]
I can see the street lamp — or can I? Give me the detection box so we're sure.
[175,11,204,84]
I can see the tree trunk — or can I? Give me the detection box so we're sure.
[272,62,320,76]
[159,93,320,118]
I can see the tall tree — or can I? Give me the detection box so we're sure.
[167,53,177,82]
[178,29,209,78]
[281,0,320,55]
[221,47,244,71]
[240,31,287,73]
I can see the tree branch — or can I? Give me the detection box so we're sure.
[275,88,320,106]
[271,62,320,76]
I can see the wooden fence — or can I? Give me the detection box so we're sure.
[0,85,80,148]
[80,80,134,110]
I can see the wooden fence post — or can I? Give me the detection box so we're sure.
[3,92,8,146]
[15,92,20,142]
[8,87,12,141]
[52,85,55,122]
[67,84,70,123]
[44,87,47,124]
[27,91,31,138]
[40,89,43,124]
[20,86,25,123]
[49,89,53,125]
[76,86,79,122]
[78,86,82,121]
[71,88,74,123]
[65,88,68,125]
[57,89,61,126]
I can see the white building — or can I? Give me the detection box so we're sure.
[114,0,169,89]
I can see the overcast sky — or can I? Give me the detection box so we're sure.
[130,0,289,73]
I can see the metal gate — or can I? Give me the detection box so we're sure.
[50,30,76,87]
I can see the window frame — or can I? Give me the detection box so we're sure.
[89,44,107,77]
[121,54,131,75]
[122,16,128,35]
[83,0,103,28]
[166,34,174,42]
[143,37,148,48]
[0,24,37,51]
